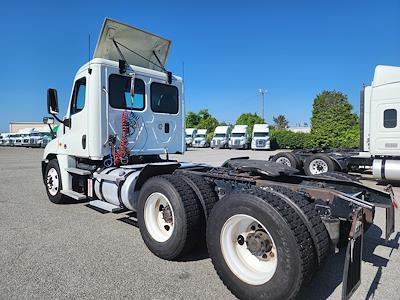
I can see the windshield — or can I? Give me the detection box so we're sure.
[196,134,206,138]
[253,132,269,137]
[30,133,40,136]
[214,133,226,138]
[232,133,245,138]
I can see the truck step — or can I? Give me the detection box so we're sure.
[88,200,124,213]
[65,167,92,176]
[61,190,87,200]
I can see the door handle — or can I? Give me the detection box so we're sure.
[82,135,86,149]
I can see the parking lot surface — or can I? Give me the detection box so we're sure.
[0,147,399,299]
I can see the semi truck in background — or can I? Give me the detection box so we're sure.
[192,129,209,147]
[211,125,230,148]
[229,125,249,149]
[272,65,400,181]
[185,128,197,147]
[40,18,396,300]
[251,124,270,150]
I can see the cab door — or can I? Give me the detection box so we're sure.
[59,76,89,157]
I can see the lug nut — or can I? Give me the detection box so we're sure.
[269,252,274,258]
[237,235,245,245]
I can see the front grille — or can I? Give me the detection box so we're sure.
[256,139,266,147]
[234,139,240,145]
[30,139,35,144]
[23,139,29,143]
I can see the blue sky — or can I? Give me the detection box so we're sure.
[0,0,399,132]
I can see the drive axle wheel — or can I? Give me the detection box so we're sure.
[207,189,316,300]
[304,154,337,176]
[220,214,278,285]
[144,192,175,242]
[137,175,202,260]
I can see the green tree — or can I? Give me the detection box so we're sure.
[185,109,220,142]
[235,113,265,136]
[185,111,200,128]
[310,90,359,148]
[273,115,289,130]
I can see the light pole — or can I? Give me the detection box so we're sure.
[259,89,267,122]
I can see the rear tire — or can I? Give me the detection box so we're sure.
[271,152,302,170]
[304,154,337,176]
[137,175,203,260]
[207,189,316,300]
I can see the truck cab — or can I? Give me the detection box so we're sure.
[185,128,197,147]
[211,126,230,149]
[229,125,249,149]
[192,129,208,147]
[251,124,270,150]
[42,18,184,200]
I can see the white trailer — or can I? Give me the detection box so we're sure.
[192,129,208,147]
[41,19,395,300]
[272,65,400,181]
[251,124,270,150]
[185,128,197,147]
[211,125,230,149]
[229,125,249,149]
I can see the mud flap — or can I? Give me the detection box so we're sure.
[342,209,363,300]
[386,205,395,242]
[385,185,397,242]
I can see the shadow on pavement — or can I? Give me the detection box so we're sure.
[297,224,399,300]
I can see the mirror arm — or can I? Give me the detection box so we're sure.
[51,114,64,124]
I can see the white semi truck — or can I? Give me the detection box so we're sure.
[271,65,400,181]
[192,129,208,147]
[41,19,395,300]
[211,125,230,148]
[185,128,197,147]
[229,125,249,149]
[251,124,270,150]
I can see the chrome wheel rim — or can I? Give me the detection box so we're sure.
[47,167,59,196]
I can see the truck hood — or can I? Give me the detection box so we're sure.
[94,18,171,71]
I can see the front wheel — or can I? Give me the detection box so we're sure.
[44,159,68,204]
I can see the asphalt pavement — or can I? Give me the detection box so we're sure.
[0,147,399,300]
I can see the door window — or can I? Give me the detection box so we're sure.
[71,77,86,115]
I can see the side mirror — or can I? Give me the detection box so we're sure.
[47,88,59,115]
[43,117,54,125]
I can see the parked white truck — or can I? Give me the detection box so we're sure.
[251,124,270,150]
[41,19,395,300]
[192,129,208,147]
[185,128,197,147]
[229,125,249,149]
[272,65,400,181]
[211,125,230,148]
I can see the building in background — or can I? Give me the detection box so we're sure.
[288,122,311,133]
[9,122,50,133]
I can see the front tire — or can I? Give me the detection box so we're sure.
[137,175,202,260]
[44,159,68,204]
